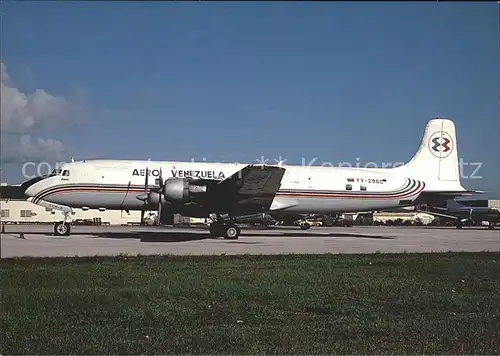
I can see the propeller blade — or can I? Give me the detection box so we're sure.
[157,198,162,226]
[144,167,149,194]
[156,167,164,226]
[158,167,164,189]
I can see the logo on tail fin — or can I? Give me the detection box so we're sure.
[428,131,453,158]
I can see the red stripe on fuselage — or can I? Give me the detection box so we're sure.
[277,181,424,200]
[33,181,425,204]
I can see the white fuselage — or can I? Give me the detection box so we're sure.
[26,160,426,214]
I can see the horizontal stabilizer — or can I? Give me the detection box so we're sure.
[412,190,483,206]
[423,190,485,196]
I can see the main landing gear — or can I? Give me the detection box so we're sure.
[54,212,71,236]
[299,222,311,230]
[209,213,241,239]
[456,220,496,230]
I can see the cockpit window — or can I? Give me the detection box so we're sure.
[62,170,70,176]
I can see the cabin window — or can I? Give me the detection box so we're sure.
[62,170,70,176]
[0,209,9,218]
[360,184,367,191]
[345,184,352,191]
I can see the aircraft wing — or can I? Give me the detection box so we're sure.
[209,164,286,215]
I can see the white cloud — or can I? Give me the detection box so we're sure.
[1,62,10,83]
[1,61,77,164]
[1,134,67,164]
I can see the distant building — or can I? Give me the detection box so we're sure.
[1,199,142,225]
[373,211,435,225]
[488,200,500,210]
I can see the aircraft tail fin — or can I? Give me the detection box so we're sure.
[392,118,465,191]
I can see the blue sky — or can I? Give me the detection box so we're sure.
[2,2,499,197]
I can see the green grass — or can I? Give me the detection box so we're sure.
[2,252,500,354]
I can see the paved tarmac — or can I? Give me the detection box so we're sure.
[1,224,499,258]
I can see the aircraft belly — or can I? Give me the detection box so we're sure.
[284,197,407,213]
[46,191,142,210]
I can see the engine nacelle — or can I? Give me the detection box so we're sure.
[146,191,161,205]
[163,178,207,202]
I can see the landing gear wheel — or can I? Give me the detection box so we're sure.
[224,225,240,240]
[456,222,463,229]
[54,221,71,236]
[300,222,311,230]
[488,223,494,230]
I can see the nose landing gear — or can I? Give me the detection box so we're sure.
[54,221,71,236]
[54,211,71,236]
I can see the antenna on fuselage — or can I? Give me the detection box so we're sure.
[71,157,75,162]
